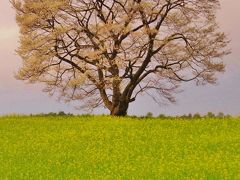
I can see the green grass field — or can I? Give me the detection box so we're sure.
[0,115,240,179]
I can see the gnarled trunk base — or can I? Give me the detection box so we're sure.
[110,102,129,116]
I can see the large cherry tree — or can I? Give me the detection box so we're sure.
[12,0,229,116]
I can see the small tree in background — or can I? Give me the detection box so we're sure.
[193,113,201,119]
[146,112,153,118]
[12,0,229,116]
[187,113,193,119]
[217,112,224,118]
[206,112,215,118]
[158,114,167,119]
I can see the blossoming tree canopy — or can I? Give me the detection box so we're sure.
[11,0,229,116]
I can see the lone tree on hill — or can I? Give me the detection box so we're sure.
[12,0,229,116]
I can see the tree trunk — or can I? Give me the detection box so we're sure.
[110,101,129,116]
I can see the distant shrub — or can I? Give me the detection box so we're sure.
[158,114,167,119]
[206,112,215,118]
[47,112,57,116]
[146,112,153,118]
[179,114,188,119]
[224,114,232,119]
[81,114,93,117]
[126,115,138,119]
[32,112,74,117]
[193,113,201,119]
[187,113,193,118]
[217,112,224,118]
[58,111,66,116]
[179,114,194,119]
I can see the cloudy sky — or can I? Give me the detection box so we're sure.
[0,0,240,116]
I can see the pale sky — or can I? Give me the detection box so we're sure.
[0,0,240,116]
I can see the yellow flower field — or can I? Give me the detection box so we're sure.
[0,115,239,179]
